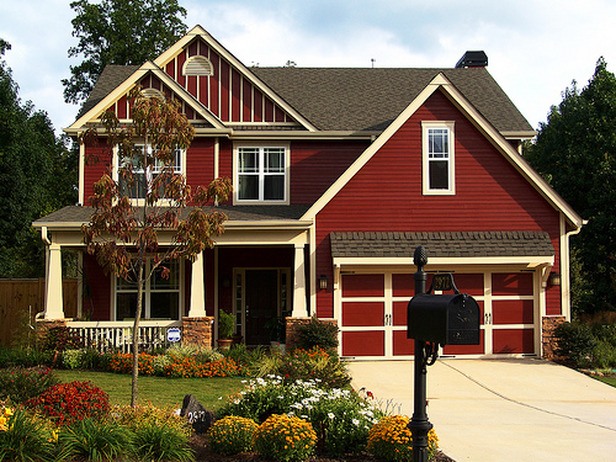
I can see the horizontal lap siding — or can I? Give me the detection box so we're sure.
[291,141,367,204]
[316,90,562,318]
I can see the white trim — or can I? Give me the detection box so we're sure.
[232,142,290,205]
[78,141,85,205]
[422,121,455,195]
[333,255,554,268]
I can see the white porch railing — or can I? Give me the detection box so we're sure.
[67,320,182,353]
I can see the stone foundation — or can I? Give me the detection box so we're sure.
[542,315,566,361]
[285,317,338,350]
[182,316,214,349]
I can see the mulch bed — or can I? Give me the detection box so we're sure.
[190,435,455,462]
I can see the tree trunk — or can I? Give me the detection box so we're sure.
[131,263,144,407]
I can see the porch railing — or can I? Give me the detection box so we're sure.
[67,320,182,353]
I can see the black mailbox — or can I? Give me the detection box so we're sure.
[407,293,480,345]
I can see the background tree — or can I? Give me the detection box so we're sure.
[0,39,77,277]
[63,0,188,104]
[82,89,231,406]
[525,58,616,315]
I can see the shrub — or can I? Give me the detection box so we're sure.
[218,309,235,339]
[61,348,102,370]
[42,326,83,352]
[207,416,258,455]
[132,420,195,462]
[253,414,317,462]
[294,317,339,351]
[108,352,156,375]
[0,408,57,462]
[57,417,132,462]
[277,347,351,388]
[0,347,54,368]
[555,321,597,368]
[24,380,110,426]
[592,339,616,369]
[112,403,192,437]
[367,415,439,462]
[0,366,58,404]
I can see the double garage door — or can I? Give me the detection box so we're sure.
[339,271,537,358]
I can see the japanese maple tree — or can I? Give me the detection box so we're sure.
[82,88,231,406]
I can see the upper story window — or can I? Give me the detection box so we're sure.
[234,144,289,204]
[422,121,455,195]
[116,144,183,200]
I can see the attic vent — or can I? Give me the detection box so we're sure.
[455,51,488,68]
[139,88,165,100]
[183,55,213,76]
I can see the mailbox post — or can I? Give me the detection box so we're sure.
[407,246,480,462]
[408,246,433,462]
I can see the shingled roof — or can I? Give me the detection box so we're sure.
[330,231,554,259]
[79,64,533,134]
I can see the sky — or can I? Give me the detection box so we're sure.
[1,0,615,135]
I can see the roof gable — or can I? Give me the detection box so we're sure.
[302,73,583,230]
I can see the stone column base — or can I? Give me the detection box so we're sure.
[182,317,214,350]
[542,315,566,361]
[35,319,67,348]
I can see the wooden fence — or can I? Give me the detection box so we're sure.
[0,278,78,347]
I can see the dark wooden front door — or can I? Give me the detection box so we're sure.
[245,269,278,345]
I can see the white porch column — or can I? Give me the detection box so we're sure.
[292,244,308,317]
[44,244,64,320]
[188,251,206,317]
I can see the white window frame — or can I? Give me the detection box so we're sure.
[233,143,290,204]
[112,259,184,321]
[112,144,186,205]
[422,121,455,195]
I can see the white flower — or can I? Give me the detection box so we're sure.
[352,418,360,426]
[328,413,335,420]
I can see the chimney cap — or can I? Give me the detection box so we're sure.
[456,51,488,68]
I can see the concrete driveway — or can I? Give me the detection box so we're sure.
[348,359,616,461]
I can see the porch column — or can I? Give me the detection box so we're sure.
[44,243,64,320]
[188,251,206,317]
[292,244,308,317]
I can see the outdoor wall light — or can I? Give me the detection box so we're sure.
[319,274,328,290]
[548,272,561,287]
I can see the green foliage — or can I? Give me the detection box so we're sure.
[0,42,77,278]
[57,417,133,462]
[0,366,58,404]
[253,414,317,462]
[277,347,351,389]
[525,58,616,315]
[294,317,339,351]
[219,376,380,456]
[43,326,84,353]
[367,415,439,462]
[63,0,188,104]
[207,415,258,455]
[0,347,54,368]
[218,309,235,339]
[131,420,195,462]
[24,381,110,426]
[0,408,57,462]
[555,321,598,368]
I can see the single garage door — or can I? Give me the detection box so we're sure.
[339,271,537,359]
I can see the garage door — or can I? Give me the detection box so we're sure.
[339,271,537,358]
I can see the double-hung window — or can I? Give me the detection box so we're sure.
[235,145,289,203]
[422,121,455,195]
[115,259,182,320]
[117,144,183,200]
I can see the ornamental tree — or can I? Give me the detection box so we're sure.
[82,88,232,406]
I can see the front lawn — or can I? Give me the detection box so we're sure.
[54,370,245,409]
[595,375,616,388]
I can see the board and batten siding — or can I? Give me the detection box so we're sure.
[315,90,562,318]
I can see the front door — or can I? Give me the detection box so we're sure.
[245,269,279,345]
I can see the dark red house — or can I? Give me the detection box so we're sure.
[34,25,583,359]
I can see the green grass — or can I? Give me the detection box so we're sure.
[54,370,245,409]
[596,375,616,388]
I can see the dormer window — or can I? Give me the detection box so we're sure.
[422,121,455,195]
[182,55,213,76]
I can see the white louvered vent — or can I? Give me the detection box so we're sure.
[139,88,165,101]
[182,55,213,76]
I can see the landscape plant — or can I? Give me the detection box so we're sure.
[57,417,133,462]
[207,415,258,455]
[277,347,351,388]
[294,317,339,351]
[24,380,110,426]
[0,407,57,462]
[367,414,439,462]
[0,366,58,404]
[253,414,317,462]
